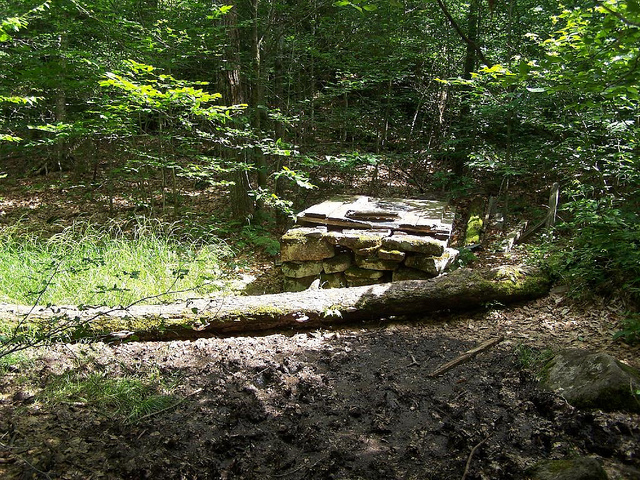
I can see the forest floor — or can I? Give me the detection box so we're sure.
[1,170,639,479]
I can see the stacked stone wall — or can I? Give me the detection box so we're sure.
[281,227,458,292]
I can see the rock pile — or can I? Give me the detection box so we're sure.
[280,226,459,292]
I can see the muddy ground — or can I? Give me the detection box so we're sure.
[1,293,639,480]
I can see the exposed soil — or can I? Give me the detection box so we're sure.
[1,294,639,480]
[1,170,639,479]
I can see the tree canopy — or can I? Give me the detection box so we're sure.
[1,0,638,303]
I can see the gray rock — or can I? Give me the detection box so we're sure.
[541,349,640,413]
[327,230,387,250]
[527,457,608,480]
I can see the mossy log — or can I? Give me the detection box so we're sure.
[2,266,550,341]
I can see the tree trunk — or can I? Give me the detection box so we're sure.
[6,266,550,342]
[224,2,254,217]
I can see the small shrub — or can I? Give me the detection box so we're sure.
[614,313,640,345]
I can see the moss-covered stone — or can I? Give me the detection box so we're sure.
[323,253,352,274]
[282,261,324,278]
[344,266,385,281]
[465,214,483,245]
[330,230,388,250]
[354,255,400,271]
[404,248,458,276]
[354,245,380,256]
[280,227,335,262]
[283,275,318,292]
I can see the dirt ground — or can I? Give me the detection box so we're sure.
[1,293,639,480]
[1,171,639,479]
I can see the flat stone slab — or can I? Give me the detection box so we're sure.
[344,266,385,281]
[297,195,454,240]
[382,234,446,256]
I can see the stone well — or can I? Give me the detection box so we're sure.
[281,195,457,292]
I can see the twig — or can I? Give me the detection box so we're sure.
[406,354,420,367]
[429,336,504,377]
[132,388,203,424]
[461,433,492,480]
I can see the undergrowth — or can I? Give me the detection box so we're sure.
[0,217,236,307]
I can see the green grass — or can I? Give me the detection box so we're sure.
[0,350,32,374]
[0,217,236,307]
[514,344,554,374]
[42,370,180,423]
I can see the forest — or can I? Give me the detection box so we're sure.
[1,0,639,479]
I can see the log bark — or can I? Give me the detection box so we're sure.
[2,266,550,341]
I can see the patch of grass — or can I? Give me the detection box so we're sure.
[0,350,32,375]
[42,370,180,423]
[0,216,236,306]
[514,344,554,374]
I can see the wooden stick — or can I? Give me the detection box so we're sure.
[428,336,504,377]
[461,433,492,480]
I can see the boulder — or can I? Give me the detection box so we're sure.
[541,349,640,413]
[527,457,608,480]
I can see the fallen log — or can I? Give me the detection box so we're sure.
[1,265,550,341]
